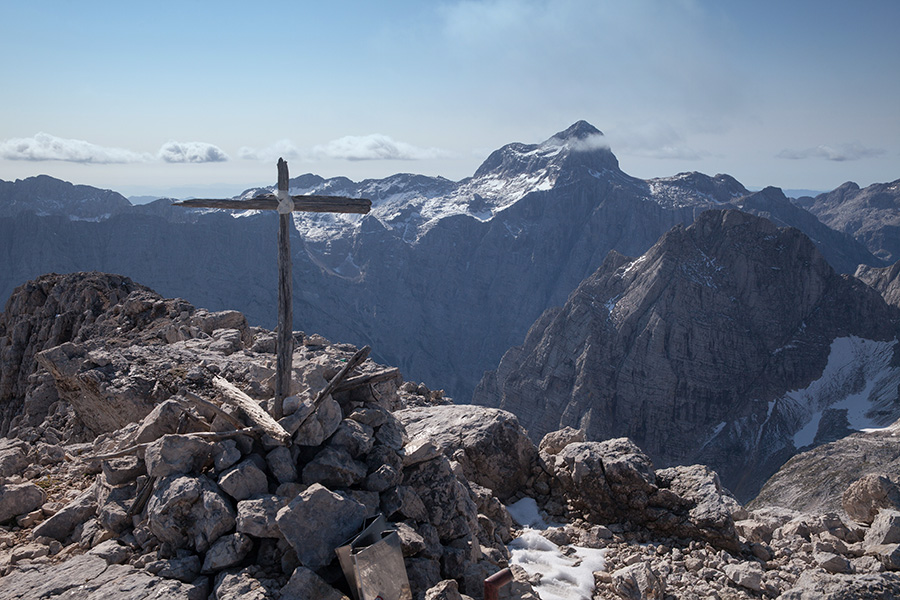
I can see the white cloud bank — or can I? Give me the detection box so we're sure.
[158,141,228,163]
[777,143,886,162]
[0,133,229,164]
[241,134,449,163]
[0,132,152,164]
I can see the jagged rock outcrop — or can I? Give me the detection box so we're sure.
[0,272,151,435]
[750,419,900,516]
[857,260,900,308]
[475,209,900,500]
[796,178,900,263]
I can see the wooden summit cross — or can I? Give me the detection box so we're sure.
[174,158,371,419]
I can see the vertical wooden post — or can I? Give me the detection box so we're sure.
[274,158,292,419]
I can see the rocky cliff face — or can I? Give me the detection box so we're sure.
[857,261,900,308]
[0,123,885,405]
[0,175,131,219]
[474,210,900,501]
[796,179,900,263]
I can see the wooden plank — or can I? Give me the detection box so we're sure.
[214,377,291,445]
[334,367,402,393]
[173,196,371,213]
[274,157,292,419]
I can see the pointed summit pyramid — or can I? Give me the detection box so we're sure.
[473,120,620,179]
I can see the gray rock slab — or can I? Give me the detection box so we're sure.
[145,435,213,478]
[0,481,46,523]
[218,459,269,501]
[280,566,349,600]
[236,495,288,539]
[865,509,900,547]
[32,482,97,542]
[397,405,536,501]
[0,552,206,599]
[301,446,367,489]
[275,483,366,570]
[202,532,252,574]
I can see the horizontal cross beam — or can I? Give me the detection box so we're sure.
[174,195,371,214]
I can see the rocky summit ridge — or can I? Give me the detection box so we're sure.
[3,272,900,599]
[474,209,900,501]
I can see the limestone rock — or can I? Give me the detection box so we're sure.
[146,555,202,582]
[397,405,536,501]
[538,427,585,456]
[425,579,466,600]
[0,552,206,600]
[218,458,269,501]
[265,446,297,484]
[147,474,235,553]
[293,394,341,446]
[145,435,213,478]
[778,570,900,599]
[843,474,900,525]
[213,568,282,600]
[202,533,253,574]
[280,566,349,600]
[611,562,665,600]
[275,483,367,570]
[301,446,367,489]
[236,495,288,539]
[0,481,46,523]
[724,562,763,591]
[31,482,97,542]
[865,510,900,547]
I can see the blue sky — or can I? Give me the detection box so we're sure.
[1,0,897,198]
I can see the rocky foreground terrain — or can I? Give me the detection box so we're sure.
[2,273,900,599]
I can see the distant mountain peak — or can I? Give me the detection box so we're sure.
[546,120,604,143]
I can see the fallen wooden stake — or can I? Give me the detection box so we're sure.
[284,345,372,437]
[213,377,291,446]
[180,390,246,430]
[334,367,401,393]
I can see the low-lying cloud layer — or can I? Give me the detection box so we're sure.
[0,133,152,164]
[158,141,228,163]
[241,134,449,163]
[777,143,886,162]
[0,133,229,164]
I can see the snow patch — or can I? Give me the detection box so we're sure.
[787,337,900,448]
[507,498,606,600]
[509,532,606,600]
[508,497,548,529]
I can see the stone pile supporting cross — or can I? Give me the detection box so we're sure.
[175,159,371,418]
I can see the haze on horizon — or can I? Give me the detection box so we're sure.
[1,1,897,199]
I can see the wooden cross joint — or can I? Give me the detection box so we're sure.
[173,158,371,419]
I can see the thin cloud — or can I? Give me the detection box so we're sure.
[545,133,610,153]
[158,141,228,163]
[0,132,152,164]
[241,134,450,162]
[311,134,449,161]
[777,143,886,162]
[606,122,705,160]
[238,139,303,162]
